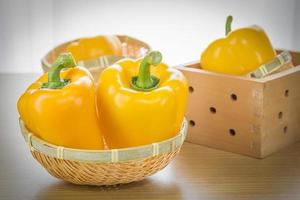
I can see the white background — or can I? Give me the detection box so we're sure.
[0,0,300,73]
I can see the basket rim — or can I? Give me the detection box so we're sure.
[19,118,187,163]
[41,34,152,70]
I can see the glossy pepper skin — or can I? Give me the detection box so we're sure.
[17,53,104,150]
[201,16,276,75]
[67,35,122,62]
[97,51,188,149]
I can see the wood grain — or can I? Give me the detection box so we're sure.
[1,73,300,200]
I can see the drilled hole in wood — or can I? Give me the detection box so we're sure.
[230,93,237,101]
[189,86,194,93]
[229,129,236,136]
[285,89,289,97]
[278,112,283,119]
[209,107,216,114]
[283,126,288,134]
[189,120,195,127]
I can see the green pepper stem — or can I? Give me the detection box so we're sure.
[225,15,233,35]
[42,53,76,89]
[131,51,162,91]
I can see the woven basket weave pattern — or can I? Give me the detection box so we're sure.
[31,149,179,186]
[20,119,187,186]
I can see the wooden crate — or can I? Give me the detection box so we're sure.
[175,51,300,158]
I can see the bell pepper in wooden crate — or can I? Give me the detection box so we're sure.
[175,16,300,158]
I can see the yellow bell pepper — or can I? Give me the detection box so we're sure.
[97,51,188,148]
[17,53,104,150]
[201,16,276,75]
[67,35,122,61]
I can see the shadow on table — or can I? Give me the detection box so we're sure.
[33,176,183,200]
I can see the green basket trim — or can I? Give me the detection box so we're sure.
[19,118,187,163]
[248,51,292,78]
[41,35,152,72]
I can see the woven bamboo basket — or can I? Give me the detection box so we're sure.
[41,35,151,80]
[19,118,187,186]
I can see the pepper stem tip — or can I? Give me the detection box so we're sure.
[42,53,76,89]
[131,51,162,91]
[225,15,233,36]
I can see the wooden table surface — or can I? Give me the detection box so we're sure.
[1,73,300,200]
